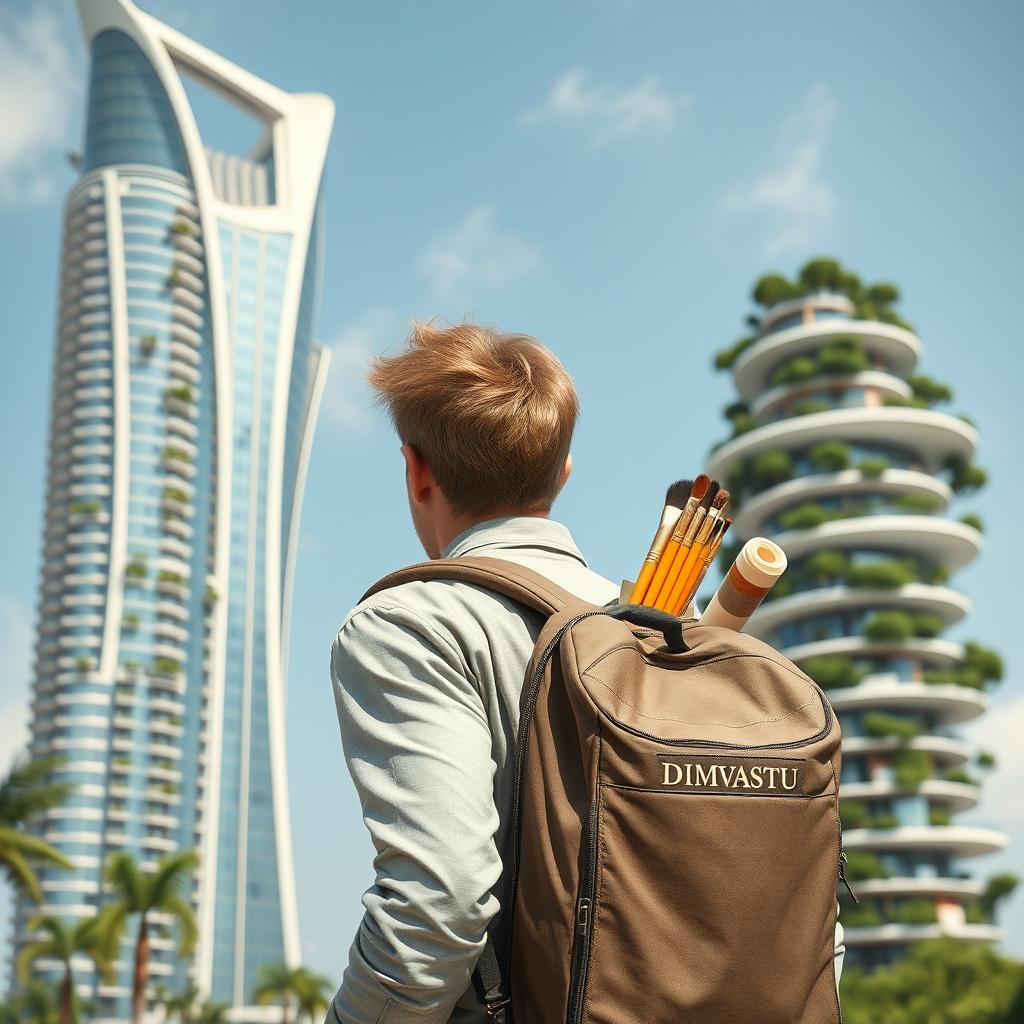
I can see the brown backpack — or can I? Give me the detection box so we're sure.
[363,556,848,1024]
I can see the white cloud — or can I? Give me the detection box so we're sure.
[713,83,838,257]
[321,309,399,430]
[418,205,541,298]
[0,593,34,773]
[0,8,78,204]
[521,68,691,147]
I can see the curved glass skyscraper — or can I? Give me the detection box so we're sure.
[707,262,1009,971]
[14,0,333,1017]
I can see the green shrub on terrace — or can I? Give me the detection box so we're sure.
[817,336,870,375]
[907,374,954,406]
[790,399,831,417]
[157,570,184,585]
[770,356,818,386]
[840,800,870,829]
[863,711,920,741]
[841,903,883,928]
[895,492,943,514]
[976,750,997,770]
[893,750,931,787]
[164,384,194,404]
[800,655,864,689]
[928,807,952,827]
[809,440,852,472]
[943,767,977,786]
[864,610,914,642]
[944,455,987,494]
[857,457,889,478]
[959,512,984,532]
[750,449,793,489]
[890,899,938,925]
[843,850,889,882]
[804,549,849,582]
[713,335,757,371]
[868,812,900,829]
[151,657,182,677]
[911,613,944,638]
[847,559,917,589]
[169,219,193,236]
[777,502,830,530]
[69,500,102,516]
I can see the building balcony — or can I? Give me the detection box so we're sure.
[827,678,987,726]
[842,824,1007,858]
[775,515,983,572]
[840,778,981,813]
[734,468,953,538]
[752,369,911,420]
[842,922,1002,947]
[841,734,971,766]
[746,583,971,641]
[733,318,921,401]
[707,408,977,481]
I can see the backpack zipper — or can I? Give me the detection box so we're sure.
[566,800,599,1023]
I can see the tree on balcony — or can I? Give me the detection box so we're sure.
[960,512,984,532]
[805,549,850,583]
[164,384,194,405]
[151,657,182,678]
[944,454,988,494]
[817,335,870,375]
[864,610,914,642]
[893,750,931,788]
[842,850,889,882]
[889,899,938,924]
[809,440,852,472]
[713,335,756,371]
[928,806,951,826]
[752,272,801,308]
[169,220,193,236]
[895,492,943,514]
[857,456,889,478]
[69,500,102,517]
[139,333,158,357]
[778,502,830,530]
[943,767,977,786]
[770,355,818,386]
[125,554,148,580]
[800,655,864,689]
[750,449,793,489]
[840,799,870,829]
[863,711,920,741]
[847,559,918,589]
[907,373,954,406]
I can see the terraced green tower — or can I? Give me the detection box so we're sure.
[706,258,1012,971]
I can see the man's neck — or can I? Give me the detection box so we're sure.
[433,506,551,559]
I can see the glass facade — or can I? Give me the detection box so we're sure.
[14,7,330,1020]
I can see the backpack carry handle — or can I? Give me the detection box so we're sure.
[601,603,689,652]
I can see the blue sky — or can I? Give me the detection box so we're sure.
[1,0,1022,985]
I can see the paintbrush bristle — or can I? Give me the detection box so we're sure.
[666,479,693,510]
[713,489,730,510]
[690,474,711,500]
[699,480,720,509]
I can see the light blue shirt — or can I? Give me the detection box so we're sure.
[327,515,843,1022]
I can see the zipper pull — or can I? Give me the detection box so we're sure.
[838,851,859,904]
[576,897,591,936]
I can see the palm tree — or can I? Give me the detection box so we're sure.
[1,980,60,1024]
[292,968,333,1024]
[253,964,302,1024]
[157,982,199,1024]
[195,1002,230,1024]
[102,850,199,1024]
[0,755,73,902]
[17,913,118,1024]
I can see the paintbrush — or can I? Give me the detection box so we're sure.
[663,489,730,613]
[649,481,719,609]
[674,516,732,616]
[640,475,711,607]
[627,479,693,604]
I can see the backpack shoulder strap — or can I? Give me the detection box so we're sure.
[359,555,593,618]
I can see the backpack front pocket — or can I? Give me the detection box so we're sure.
[574,782,841,1024]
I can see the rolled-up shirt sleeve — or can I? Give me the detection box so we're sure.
[327,601,502,1024]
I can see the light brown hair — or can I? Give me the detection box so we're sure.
[366,321,579,516]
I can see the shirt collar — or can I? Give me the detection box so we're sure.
[441,515,590,567]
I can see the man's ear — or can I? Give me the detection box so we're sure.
[401,442,433,502]
[559,452,572,488]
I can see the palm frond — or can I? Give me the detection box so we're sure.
[0,845,43,902]
[0,827,74,869]
[104,851,143,910]
[0,755,73,825]
[162,894,198,956]
[148,850,199,907]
